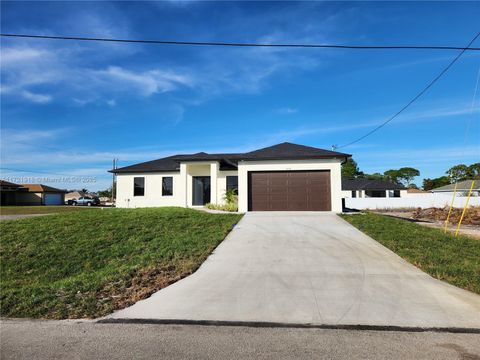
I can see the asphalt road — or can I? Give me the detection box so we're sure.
[1,320,480,360]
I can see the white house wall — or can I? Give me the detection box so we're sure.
[342,189,408,198]
[116,167,239,208]
[217,170,238,205]
[116,172,183,208]
[345,193,480,210]
[237,158,343,213]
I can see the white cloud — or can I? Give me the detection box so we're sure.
[0,7,334,107]
[361,145,480,163]
[1,128,68,144]
[20,90,52,104]
[263,102,480,144]
[0,47,48,66]
[106,99,116,107]
[95,66,193,96]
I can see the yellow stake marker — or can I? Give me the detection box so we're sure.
[444,182,458,234]
[455,180,476,237]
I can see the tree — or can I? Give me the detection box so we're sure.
[383,170,400,184]
[366,173,385,180]
[81,188,88,194]
[446,164,469,183]
[422,176,450,191]
[408,183,419,189]
[467,163,480,179]
[396,167,420,187]
[342,158,362,178]
[98,184,116,199]
[98,189,111,198]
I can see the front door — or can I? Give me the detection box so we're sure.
[193,176,211,206]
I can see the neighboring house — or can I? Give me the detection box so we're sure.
[405,188,429,197]
[430,180,479,197]
[407,188,428,194]
[65,191,86,203]
[0,180,23,205]
[341,178,407,198]
[0,181,66,205]
[111,142,350,212]
[16,184,66,205]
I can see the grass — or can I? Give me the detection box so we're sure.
[0,205,98,215]
[0,207,242,319]
[340,212,480,295]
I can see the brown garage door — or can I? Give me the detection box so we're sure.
[248,171,331,211]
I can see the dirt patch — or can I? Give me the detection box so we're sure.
[412,207,480,226]
[97,263,195,313]
[373,207,480,239]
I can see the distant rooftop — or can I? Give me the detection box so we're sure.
[407,188,428,194]
[342,178,406,191]
[19,184,67,193]
[430,180,479,192]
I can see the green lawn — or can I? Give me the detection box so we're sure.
[340,213,480,295]
[0,205,98,215]
[0,207,242,319]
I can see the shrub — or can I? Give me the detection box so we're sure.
[205,189,239,212]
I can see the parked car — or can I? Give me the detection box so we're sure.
[71,196,100,206]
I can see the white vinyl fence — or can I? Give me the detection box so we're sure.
[345,194,480,210]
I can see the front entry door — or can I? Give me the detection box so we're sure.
[193,176,211,206]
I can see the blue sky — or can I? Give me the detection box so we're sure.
[1,1,479,191]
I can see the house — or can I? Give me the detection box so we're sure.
[430,180,479,197]
[15,184,66,205]
[406,188,428,194]
[0,181,66,205]
[341,178,407,198]
[0,180,23,205]
[404,188,429,197]
[111,142,350,212]
[65,191,86,203]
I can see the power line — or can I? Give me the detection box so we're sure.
[2,33,480,51]
[462,63,480,157]
[336,31,480,150]
[0,167,100,178]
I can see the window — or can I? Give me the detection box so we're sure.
[393,190,401,198]
[365,190,386,198]
[226,176,238,194]
[162,177,173,196]
[134,177,145,196]
[351,190,356,198]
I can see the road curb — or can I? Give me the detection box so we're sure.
[97,318,480,334]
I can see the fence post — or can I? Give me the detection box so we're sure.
[455,180,475,237]
[444,182,458,234]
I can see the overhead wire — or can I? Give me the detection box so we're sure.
[336,31,480,150]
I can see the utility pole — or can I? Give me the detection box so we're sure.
[112,158,117,206]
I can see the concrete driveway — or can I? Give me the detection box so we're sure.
[108,212,480,329]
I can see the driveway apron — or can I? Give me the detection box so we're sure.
[108,212,480,328]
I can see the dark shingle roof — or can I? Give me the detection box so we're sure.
[240,142,349,160]
[112,155,181,173]
[342,178,405,191]
[0,180,21,188]
[112,142,351,174]
[20,184,67,193]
